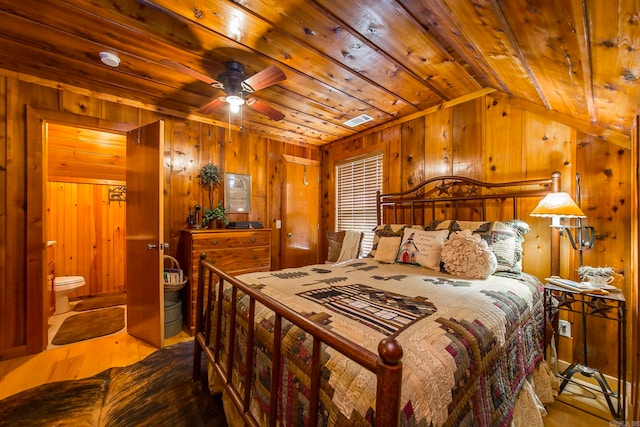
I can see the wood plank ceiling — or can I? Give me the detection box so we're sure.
[0,0,638,146]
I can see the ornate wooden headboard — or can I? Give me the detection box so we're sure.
[376,172,561,275]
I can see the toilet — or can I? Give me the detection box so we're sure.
[54,276,86,314]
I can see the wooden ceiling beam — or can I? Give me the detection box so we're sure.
[487,0,550,109]
[401,0,511,94]
[140,0,421,117]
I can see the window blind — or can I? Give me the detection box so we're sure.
[335,152,383,256]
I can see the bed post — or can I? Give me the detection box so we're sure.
[550,171,561,277]
[375,338,403,426]
[193,253,207,381]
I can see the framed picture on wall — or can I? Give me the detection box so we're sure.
[224,173,251,213]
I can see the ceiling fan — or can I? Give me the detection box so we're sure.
[161,59,286,121]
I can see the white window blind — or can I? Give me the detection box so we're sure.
[335,152,383,256]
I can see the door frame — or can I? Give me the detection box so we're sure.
[25,106,135,353]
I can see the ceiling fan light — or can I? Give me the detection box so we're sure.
[226,95,245,113]
[226,95,245,106]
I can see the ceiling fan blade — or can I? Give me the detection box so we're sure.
[246,98,285,121]
[198,97,227,114]
[241,66,286,92]
[160,59,223,88]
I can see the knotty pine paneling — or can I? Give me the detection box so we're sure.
[1,76,320,358]
[577,132,632,377]
[46,181,126,297]
[48,123,126,184]
[322,93,633,379]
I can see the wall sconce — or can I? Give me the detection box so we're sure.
[530,174,594,266]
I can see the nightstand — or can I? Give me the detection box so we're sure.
[544,282,626,421]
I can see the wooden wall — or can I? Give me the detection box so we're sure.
[322,94,633,379]
[0,69,633,383]
[46,123,127,298]
[0,73,320,358]
[46,182,126,297]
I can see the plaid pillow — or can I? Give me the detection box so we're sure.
[456,220,529,273]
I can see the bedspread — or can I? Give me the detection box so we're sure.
[208,258,546,426]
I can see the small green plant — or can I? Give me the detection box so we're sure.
[198,162,222,207]
[203,201,229,227]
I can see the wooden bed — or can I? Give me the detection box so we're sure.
[193,172,561,426]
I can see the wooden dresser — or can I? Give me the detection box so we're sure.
[178,228,272,334]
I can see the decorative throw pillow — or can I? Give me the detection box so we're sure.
[326,231,346,262]
[373,236,402,263]
[467,220,529,273]
[368,224,407,257]
[396,228,450,270]
[441,230,498,279]
[420,219,530,273]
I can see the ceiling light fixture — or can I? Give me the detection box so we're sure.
[99,51,121,67]
[226,95,245,113]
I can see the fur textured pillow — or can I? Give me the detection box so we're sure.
[441,230,498,279]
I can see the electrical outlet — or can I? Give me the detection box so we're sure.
[558,320,572,338]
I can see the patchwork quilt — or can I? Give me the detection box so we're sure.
[208,258,545,426]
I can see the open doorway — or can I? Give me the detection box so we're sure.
[25,107,136,353]
[45,123,128,348]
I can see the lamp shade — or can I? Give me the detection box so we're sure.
[530,192,586,218]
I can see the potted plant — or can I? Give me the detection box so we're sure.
[203,201,229,228]
[198,162,222,208]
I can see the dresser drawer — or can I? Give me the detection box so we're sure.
[179,228,272,335]
[192,232,270,250]
[191,246,270,273]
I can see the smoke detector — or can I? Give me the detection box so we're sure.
[99,51,121,67]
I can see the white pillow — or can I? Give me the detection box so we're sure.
[441,230,497,279]
[373,236,402,263]
[396,228,449,270]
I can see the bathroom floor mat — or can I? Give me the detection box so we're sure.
[51,307,125,345]
[73,292,126,311]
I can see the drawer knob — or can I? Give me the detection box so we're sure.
[210,240,218,246]
[252,255,258,260]
[250,237,256,243]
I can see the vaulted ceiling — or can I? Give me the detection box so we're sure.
[0,0,638,146]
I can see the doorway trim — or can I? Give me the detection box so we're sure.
[25,106,136,353]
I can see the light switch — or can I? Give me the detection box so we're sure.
[275,219,282,229]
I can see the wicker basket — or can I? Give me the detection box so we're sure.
[163,255,187,292]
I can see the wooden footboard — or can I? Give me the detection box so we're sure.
[193,255,404,426]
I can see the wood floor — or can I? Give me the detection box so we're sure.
[0,331,617,426]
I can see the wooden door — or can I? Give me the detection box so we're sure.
[282,156,320,268]
[126,121,165,348]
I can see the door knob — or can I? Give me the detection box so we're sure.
[287,233,293,238]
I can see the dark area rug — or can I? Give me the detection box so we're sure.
[52,307,125,345]
[0,341,227,427]
[73,292,127,311]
